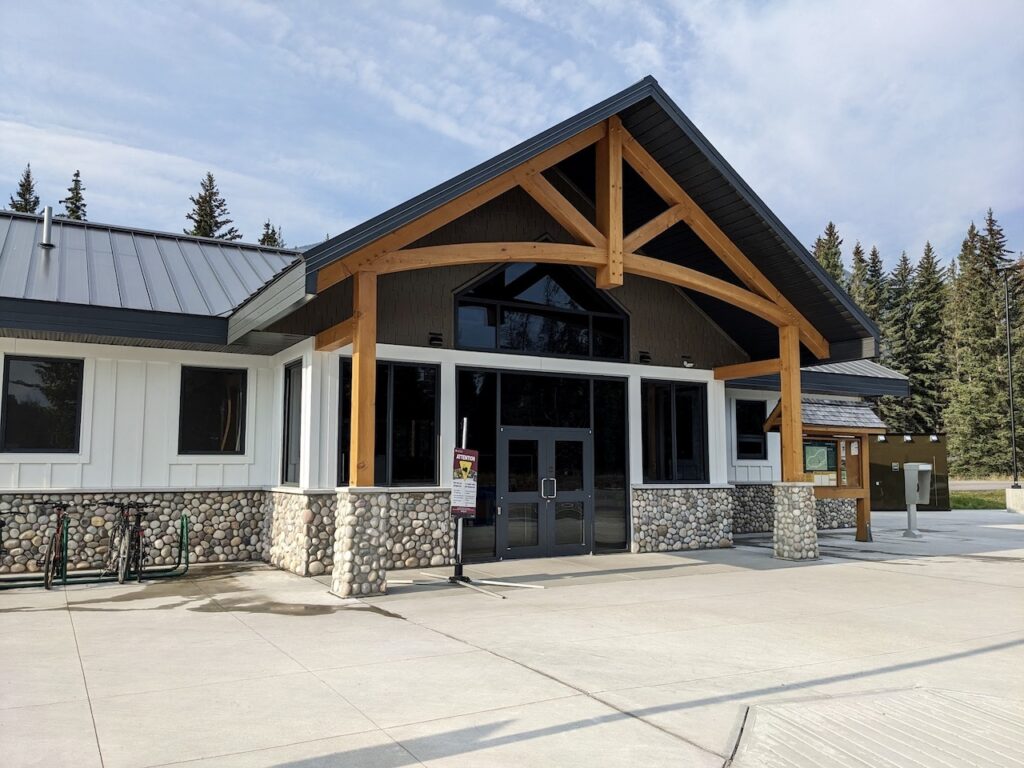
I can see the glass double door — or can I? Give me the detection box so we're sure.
[497,427,593,558]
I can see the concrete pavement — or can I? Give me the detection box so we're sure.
[1,509,1022,767]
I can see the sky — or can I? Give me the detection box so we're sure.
[1,0,1021,266]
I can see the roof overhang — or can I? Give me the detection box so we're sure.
[730,359,910,398]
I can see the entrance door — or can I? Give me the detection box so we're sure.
[497,427,593,558]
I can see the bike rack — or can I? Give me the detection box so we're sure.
[0,515,190,590]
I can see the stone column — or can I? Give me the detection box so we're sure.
[331,489,387,597]
[771,482,819,560]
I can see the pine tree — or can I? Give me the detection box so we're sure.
[878,252,916,431]
[858,246,888,325]
[905,242,948,431]
[184,172,241,241]
[8,163,40,213]
[60,170,87,220]
[848,241,868,310]
[812,221,845,287]
[258,220,284,247]
[945,219,1008,476]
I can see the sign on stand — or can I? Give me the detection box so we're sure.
[451,448,479,519]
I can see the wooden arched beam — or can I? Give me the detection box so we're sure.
[380,243,793,329]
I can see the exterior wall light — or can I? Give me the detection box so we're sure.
[681,355,695,368]
[929,435,939,443]
[428,332,443,348]
[903,435,913,443]
[638,351,652,364]
[877,435,887,442]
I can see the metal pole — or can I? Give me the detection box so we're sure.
[1005,272,1020,488]
[454,417,468,580]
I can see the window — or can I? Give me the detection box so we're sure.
[735,399,767,460]
[178,367,247,454]
[641,380,708,483]
[281,361,302,485]
[339,360,438,486]
[1,355,84,453]
[455,263,627,360]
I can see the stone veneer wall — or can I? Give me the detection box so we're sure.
[815,498,857,529]
[331,489,388,597]
[771,483,819,560]
[263,491,337,577]
[380,490,454,569]
[631,487,734,553]
[0,490,265,574]
[732,485,857,533]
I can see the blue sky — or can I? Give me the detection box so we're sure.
[1,0,1021,266]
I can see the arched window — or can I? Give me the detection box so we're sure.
[455,263,628,360]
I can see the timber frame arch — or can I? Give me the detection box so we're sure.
[313,116,829,487]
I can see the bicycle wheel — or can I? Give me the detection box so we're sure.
[135,534,145,583]
[117,534,129,584]
[42,534,57,590]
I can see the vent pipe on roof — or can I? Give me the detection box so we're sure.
[39,206,55,250]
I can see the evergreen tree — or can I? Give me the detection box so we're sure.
[812,221,846,287]
[905,242,948,431]
[184,172,241,241]
[945,219,1008,476]
[60,170,87,220]
[878,252,916,431]
[258,220,284,247]
[858,246,888,325]
[8,163,40,213]
[848,241,868,310]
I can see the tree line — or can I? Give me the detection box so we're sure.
[6,164,286,248]
[812,211,1019,477]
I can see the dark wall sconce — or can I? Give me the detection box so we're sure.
[681,355,695,369]
[638,351,652,364]
[428,331,443,348]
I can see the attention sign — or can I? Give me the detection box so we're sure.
[451,448,479,519]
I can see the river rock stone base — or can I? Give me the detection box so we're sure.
[732,484,776,533]
[331,489,387,597]
[381,491,454,570]
[631,487,733,553]
[264,491,337,577]
[0,490,264,574]
[816,498,856,529]
[772,483,819,560]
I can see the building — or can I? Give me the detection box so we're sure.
[0,77,908,594]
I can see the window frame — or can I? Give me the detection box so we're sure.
[176,365,248,456]
[454,264,629,362]
[281,359,303,486]
[338,358,441,487]
[0,354,85,454]
[734,399,768,461]
[640,379,710,485]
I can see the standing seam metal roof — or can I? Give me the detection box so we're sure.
[0,211,300,317]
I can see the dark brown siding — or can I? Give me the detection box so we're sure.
[378,264,489,347]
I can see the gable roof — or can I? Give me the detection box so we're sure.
[303,76,879,363]
[0,210,299,317]
[766,398,889,432]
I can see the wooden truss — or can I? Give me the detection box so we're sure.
[314,117,825,486]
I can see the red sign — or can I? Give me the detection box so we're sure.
[451,448,479,519]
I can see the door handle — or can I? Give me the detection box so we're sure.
[541,477,555,499]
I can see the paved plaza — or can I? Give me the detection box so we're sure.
[2,510,1022,767]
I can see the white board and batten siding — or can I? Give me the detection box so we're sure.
[725,388,781,484]
[0,338,285,492]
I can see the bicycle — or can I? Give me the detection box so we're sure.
[97,500,151,584]
[39,502,76,590]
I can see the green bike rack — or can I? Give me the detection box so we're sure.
[0,515,190,590]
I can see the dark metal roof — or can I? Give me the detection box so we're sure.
[303,76,879,362]
[730,359,910,398]
[802,399,888,430]
[0,211,300,317]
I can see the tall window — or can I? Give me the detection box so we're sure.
[281,361,302,485]
[735,399,767,460]
[1,356,84,453]
[178,367,247,454]
[339,360,438,486]
[641,380,708,483]
[455,263,627,360]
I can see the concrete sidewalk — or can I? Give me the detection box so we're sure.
[1,510,1022,767]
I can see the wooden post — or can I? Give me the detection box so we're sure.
[596,116,623,289]
[779,325,804,482]
[856,434,873,541]
[350,271,377,487]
